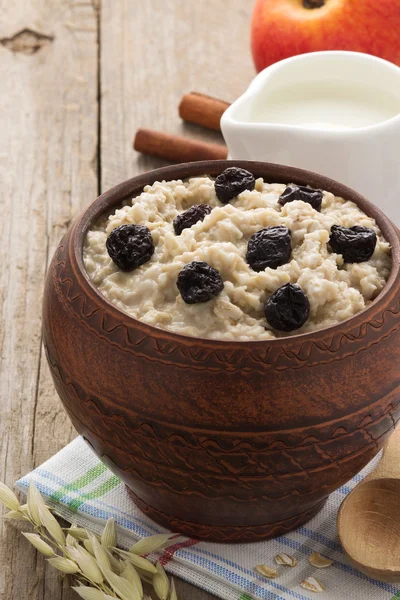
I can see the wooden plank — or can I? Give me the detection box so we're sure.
[100,0,254,191]
[0,1,98,598]
[100,2,253,598]
[0,0,254,598]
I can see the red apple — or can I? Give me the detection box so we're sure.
[251,0,400,72]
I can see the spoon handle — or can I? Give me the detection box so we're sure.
[364,425,400,482]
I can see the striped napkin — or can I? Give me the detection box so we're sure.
[16,437,399,600]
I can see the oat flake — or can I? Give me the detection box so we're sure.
[255,565,278,578]
[301,576,326,593]
[275,553,298,567]
[309,551,333,568]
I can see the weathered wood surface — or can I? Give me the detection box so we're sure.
[100,0,253,191]
[0,1,253,598]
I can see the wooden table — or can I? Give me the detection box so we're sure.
[0,1,254,598]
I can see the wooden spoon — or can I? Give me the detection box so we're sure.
[337,426,400,582]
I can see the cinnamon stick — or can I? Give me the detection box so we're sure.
[134,128,228,163]
[179,92,230,131]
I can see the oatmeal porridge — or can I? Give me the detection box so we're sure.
[83,168,392,341]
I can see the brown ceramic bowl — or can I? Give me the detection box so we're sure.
[43,161,400,543]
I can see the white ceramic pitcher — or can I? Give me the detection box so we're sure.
[221,51,400,225]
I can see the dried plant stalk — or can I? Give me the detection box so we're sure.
[170,578,178,600]
[48,556,80,574]
[22,533,55,557]
[121,562,143,597]
[0,481,20,511]
[0,480,181,600]
[103,568,141,600]
[130,533,175,556]
[153,561,169,600]
[101,519,117,548]
[116,549,158,574]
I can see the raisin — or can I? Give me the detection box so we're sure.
[278,184,323,211]
[215,167,255,204]
[264,283,310,332]
[173,204,212,235]
[246,226,292,272]
[177,261,224,304]
[329,225,377,263]
[106,224,155,271]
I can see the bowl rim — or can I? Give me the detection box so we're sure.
[70,159,400,347]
